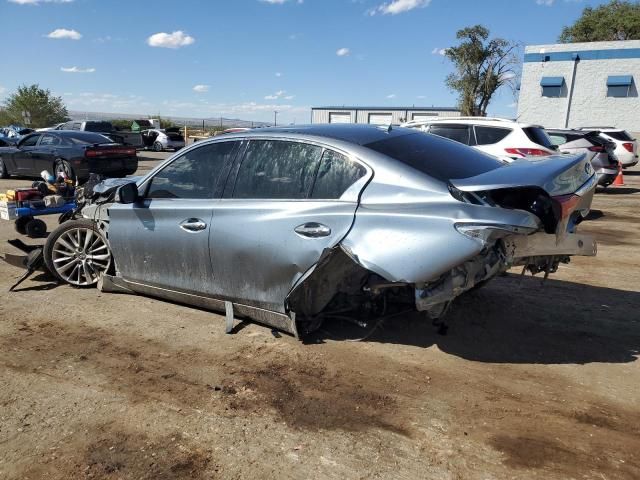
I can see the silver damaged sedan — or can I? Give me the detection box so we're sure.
[42,125,597,337]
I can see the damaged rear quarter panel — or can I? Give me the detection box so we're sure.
[340,168,541,285]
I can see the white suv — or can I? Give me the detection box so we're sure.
[578,127,638,168]
[401,117,557,161]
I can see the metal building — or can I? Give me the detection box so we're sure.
[311,106,461,125]
[517,40,640,133]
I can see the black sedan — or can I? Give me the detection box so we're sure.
[0,131,138,182]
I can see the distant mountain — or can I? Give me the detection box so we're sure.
[68,110,270,128]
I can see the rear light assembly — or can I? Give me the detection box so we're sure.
[622,142,634,153]
[552,194,581,220]
[85,147,137,158]
[588,145,605,152]
[504,147,552,157]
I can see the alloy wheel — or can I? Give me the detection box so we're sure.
[50,227,111,286]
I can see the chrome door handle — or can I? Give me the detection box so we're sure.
[180,218,207,232]
[294,222,331,238]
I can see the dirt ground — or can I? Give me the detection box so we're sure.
[0,161,639,480]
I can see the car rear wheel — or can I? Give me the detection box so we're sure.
[0,156,9,179]
[153,141,163,152]
[44,219,112,287]
[54,159,76,183]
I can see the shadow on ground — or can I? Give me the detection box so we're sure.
[310,274,640,365]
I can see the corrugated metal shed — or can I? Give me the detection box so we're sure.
[311,106,461,125]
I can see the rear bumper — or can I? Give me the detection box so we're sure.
[80,157,138,178]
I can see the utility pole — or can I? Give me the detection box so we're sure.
[274,110,278,127]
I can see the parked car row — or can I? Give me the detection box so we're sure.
[401,117,638,187]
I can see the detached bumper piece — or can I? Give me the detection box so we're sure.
[503,232,597,261]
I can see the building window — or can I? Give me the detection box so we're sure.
[607,75,633,98]
[329,112,351,124]
[540,76,565,97]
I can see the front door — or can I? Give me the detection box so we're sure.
[107,141,240,295]
[209,140,370,313]
[10,134,41,174]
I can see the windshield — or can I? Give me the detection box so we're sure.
[364,132,503,181]
[606,130,634,141]
[65,132,113,145]
[84,121,113,133]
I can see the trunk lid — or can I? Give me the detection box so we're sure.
[450,153,593,197]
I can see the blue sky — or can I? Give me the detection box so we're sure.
[0,0,612,124]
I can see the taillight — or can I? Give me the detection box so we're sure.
[85,147,136,158]
[588,145,604,152]
[552,194,581,220]
[622,142,634,152]
[505,147,552,157]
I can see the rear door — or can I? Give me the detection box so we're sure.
[208,139,370,313]
[107,141,240,294]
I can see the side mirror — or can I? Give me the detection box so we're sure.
[116,182,139,204]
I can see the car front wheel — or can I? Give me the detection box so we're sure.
[44,219,112,287]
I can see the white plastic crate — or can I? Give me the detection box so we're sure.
[0,201,17,220]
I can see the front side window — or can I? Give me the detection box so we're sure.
[233,140,322,199]
[146,142,238,199]
[311,150,366,199]
[428,124,473,145]
[474,126,512,145]
[19,134,41,147]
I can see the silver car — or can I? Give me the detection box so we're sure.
[41,125,597,337]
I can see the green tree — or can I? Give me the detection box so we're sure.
[445,25,518,116]
[559,0,640,43]
[0,84,68,128]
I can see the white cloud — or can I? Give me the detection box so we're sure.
[275,72,282,77]
[417,95,426,99]
[336,47,350,56]
[46,28,82,40]
[264,90,290,100]
[507,102,518,108]
[0,86,6,95]
[259,0,301,3]
[368,0,431,15]
[500,71,516,81]
[431,47,446,56]
[193,84,210,93]
[9,0,73,4]
[147,31,195,49]
[60,66,95,73]
[386,93,396,99]
[536,0,554,5]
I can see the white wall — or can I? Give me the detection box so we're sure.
[517,41,640,132]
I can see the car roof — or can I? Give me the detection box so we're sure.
[234,124,415,145]
[402,117,542,129]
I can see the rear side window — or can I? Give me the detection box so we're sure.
[365,132,502,181]
[548,134,567,146]
[474,126,511,145]
[146,142,238,199]
[39,135,61,146]
[606,130,634,141]
[19,135,41,147]
[523,127,554,149]
[311,150,366,199]
[428,124,473,145]
[233,140,322,199]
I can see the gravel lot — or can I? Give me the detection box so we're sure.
[0,159,639,480]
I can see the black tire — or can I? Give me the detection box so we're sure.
[0,156,9,179]
[25,218,47,238]
[15,216,32,235]
[153,141,163,152]
[44,219,112,287]
[54,158,76,183]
